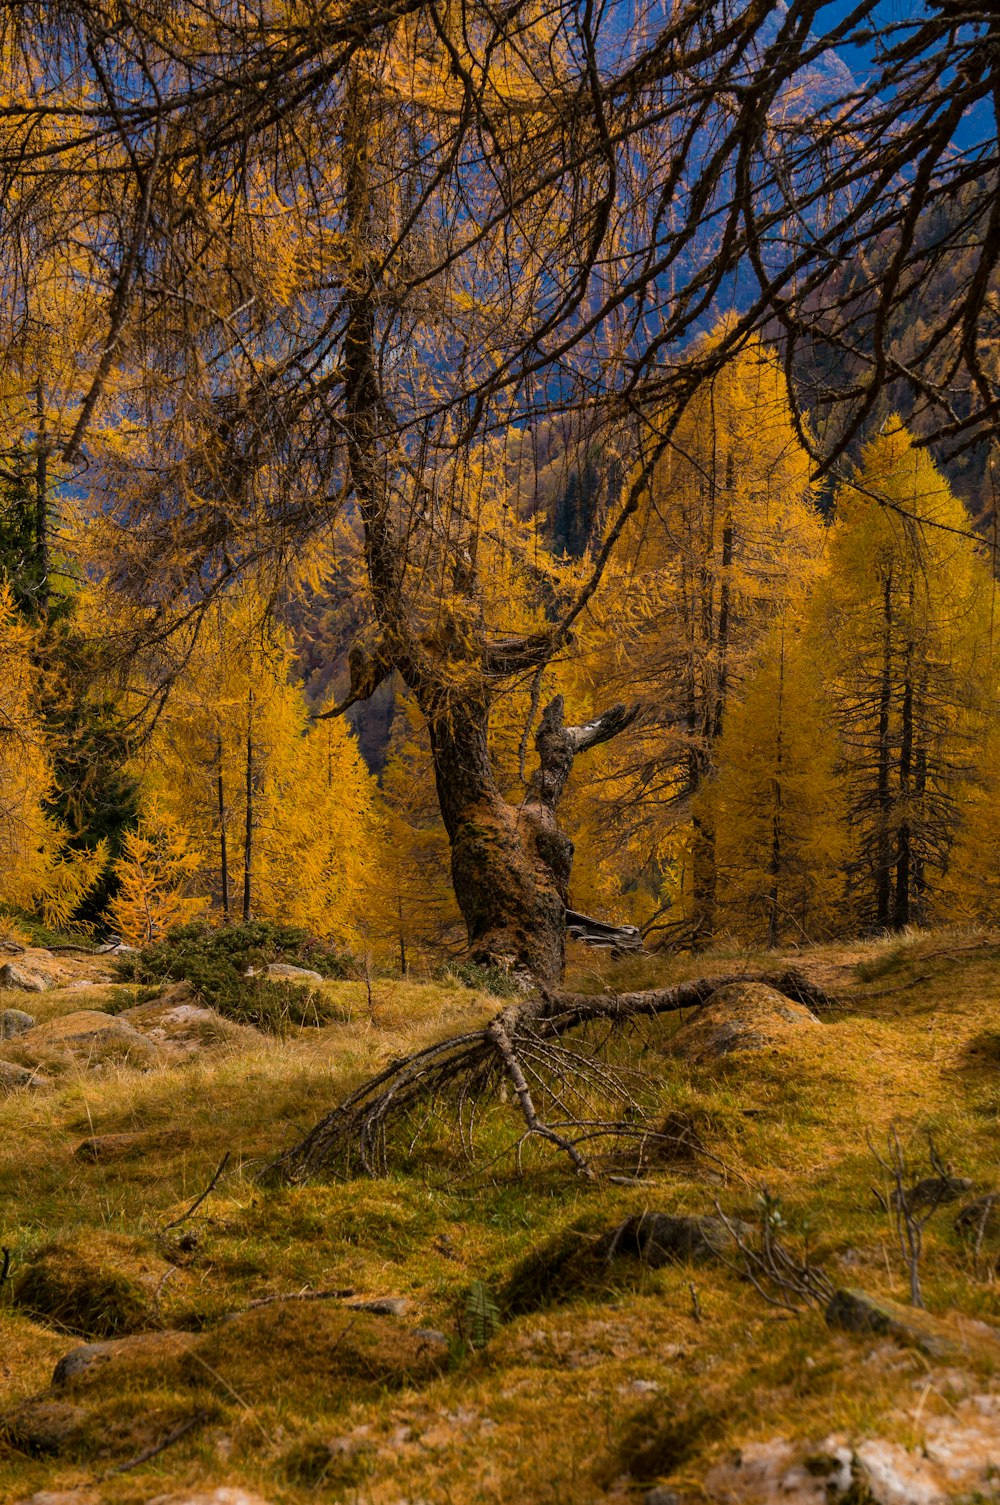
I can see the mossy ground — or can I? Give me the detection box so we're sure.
[3,929,1000,1502]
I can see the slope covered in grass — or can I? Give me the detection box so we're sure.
[3,930,1000,1503]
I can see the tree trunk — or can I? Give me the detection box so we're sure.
[893,663,913,930]
[217,733,230,921]
[875,572,894,927]
[243,694,254,924]
[428,693,633,986]
[34,381,49,617]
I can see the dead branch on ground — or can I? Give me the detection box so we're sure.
[268,969,833,1183]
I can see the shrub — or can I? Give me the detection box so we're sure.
[113,921,358,1031]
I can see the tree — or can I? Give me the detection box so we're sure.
[564,336,825,945]
[140,590,382,944]
[810,421,995,931]
[705,610,848,948]
[0,581,106,926]
[109,811,206,945]
[1,2,997,982]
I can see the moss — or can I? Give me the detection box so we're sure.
[11,1235,159,1338]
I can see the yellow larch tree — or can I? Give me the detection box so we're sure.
[808,420,996,931]
[139,590,383,945]
[562,334,825,944]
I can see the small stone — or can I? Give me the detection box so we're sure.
[414,1327,449,1346]
[899,1175,972,1211]
[1,1399,88,1453]
[0,1060,44,1093]
[0,1007,35,1037]
[826,1286,1000,1362]
[73,1128,192,1162]
[956,1193,1000,1242]
[14,1493,101,1505]
[597,1211,751,1267]
[265,962,324,984]
[644,1489,682,1505]
[348,1296,409,1316]
[146,1492,276,1505]
[0,962,49,992]
[52,1330,200,1388]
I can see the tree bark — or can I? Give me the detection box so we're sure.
[428,692,635,985]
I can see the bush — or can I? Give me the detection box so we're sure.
[445,960,522,998]
[113,921,359,1031]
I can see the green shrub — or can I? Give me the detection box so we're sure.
[445,960,522,998]
[113,921,358,1031]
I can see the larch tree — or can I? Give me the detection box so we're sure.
[705,608,848,948]
[141,591,381,944]
[570,336,825,945]
[810,421,996,932]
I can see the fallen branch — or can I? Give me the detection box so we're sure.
[268,969,833,1183]
[161,1151,231,1231]
[101,1409,208,1477]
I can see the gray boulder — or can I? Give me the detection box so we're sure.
[0,1007,35,1038]
[0,962,49,992]
[264,962,324,984]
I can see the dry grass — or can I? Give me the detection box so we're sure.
[3,932,1000,1501]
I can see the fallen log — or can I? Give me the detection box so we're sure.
[565,909,644,953]
[267,968,832,1183]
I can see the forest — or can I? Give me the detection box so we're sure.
[4,3,1000,1504]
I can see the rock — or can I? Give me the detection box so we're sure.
[192,1298,448,1393]
[120,985,259,1059]
[52,1329,199,1387]
[348,1296,409,1316]
[0,1006,35,1037]
[0,1059,45,1093]
[598,1211,750,1267]
[668,981,820,1063]
[73,1128,192,1161]
[955,1193,1000,1243]
[0,1398,89,1453]
[13,1493,101,1505]
[0,961,49,992]
[414,1327,449,1347]
[899,1175,972,1212]
[643,1490,682,1505]
[264,962,324,984]
[146,1491,275,1505]
[825,1286,1000,1362]
[6,1010,160,1071]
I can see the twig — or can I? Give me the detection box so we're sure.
[101,1409,208,1477]
[689,1281,703,1322]
[161,1151,231,1232]
[239,1286,356,1312]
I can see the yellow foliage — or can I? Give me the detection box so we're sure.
[0,582,106,926]
[109,812,207,945]
[138,589,383,944]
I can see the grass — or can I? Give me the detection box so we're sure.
[2,929,1000,1501]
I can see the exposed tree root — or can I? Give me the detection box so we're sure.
[268,969,833,1183]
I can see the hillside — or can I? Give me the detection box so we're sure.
[4,931,1000,1504]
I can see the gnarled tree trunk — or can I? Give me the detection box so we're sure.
[429,693,635,985]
